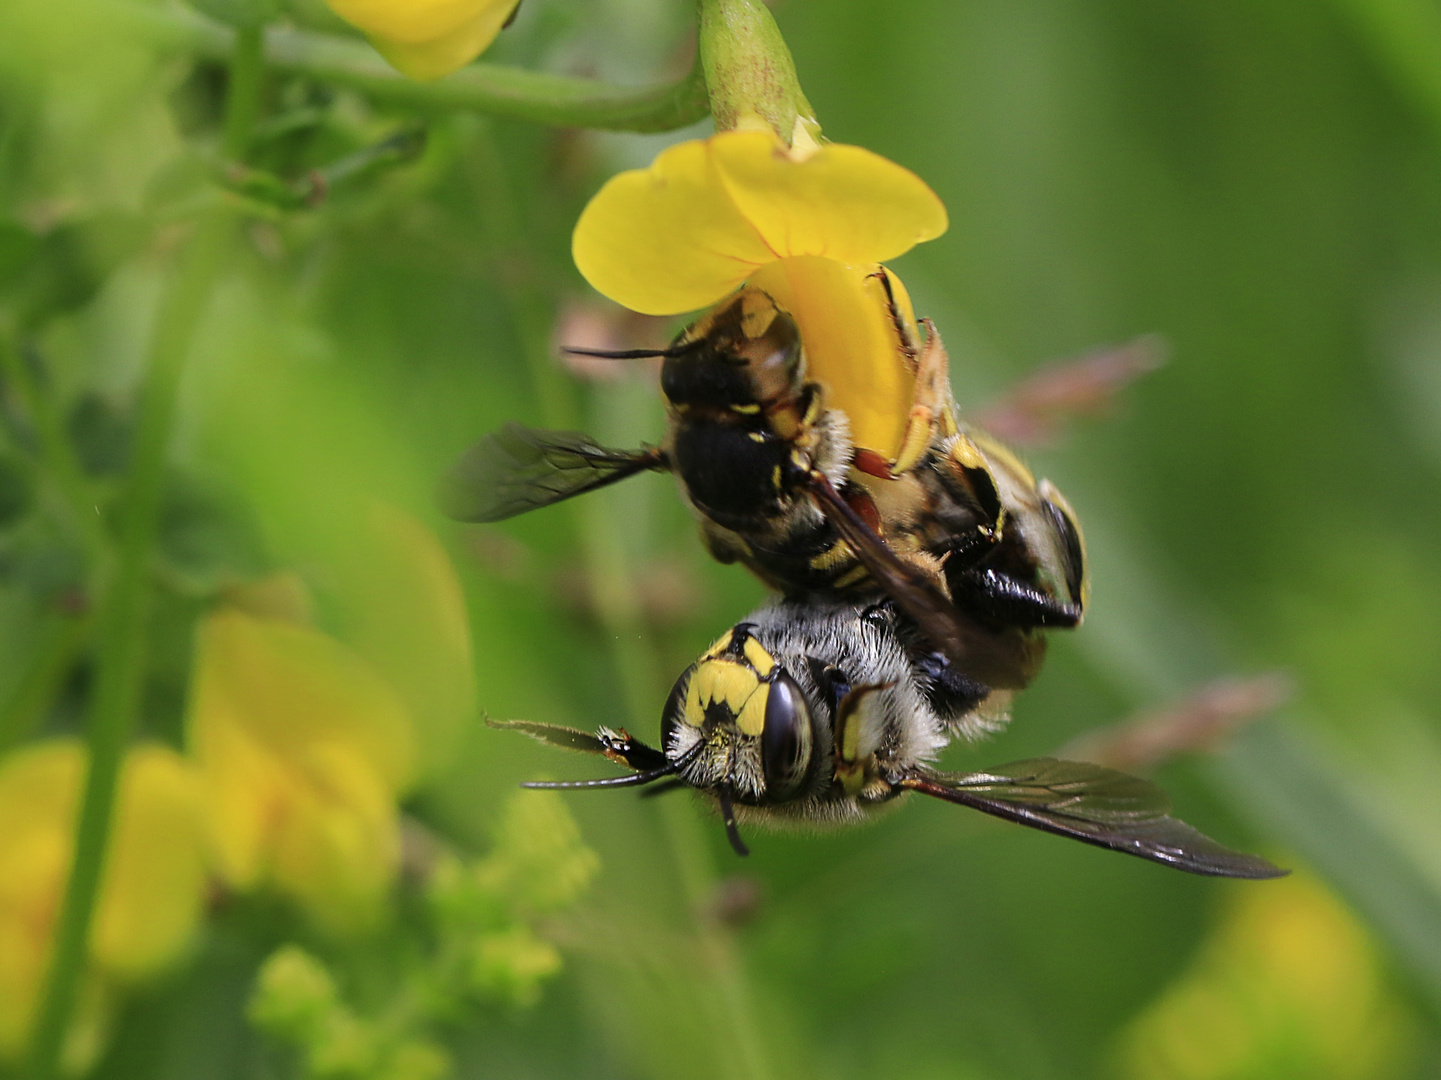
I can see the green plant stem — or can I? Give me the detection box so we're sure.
[117,3,711,134]
[24,27,264,1080]
[222,24,266,157]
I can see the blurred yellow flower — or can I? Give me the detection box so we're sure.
[187,608,417,933]
[572,128,946,318]
[0,740,206,1067]
[337,504,476,780]
[323,0,521,81]
[1118,874,1416,1080]
[572,129,946,458]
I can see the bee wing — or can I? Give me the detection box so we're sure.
[896,757,1285,879]
[808,472,1045,690]
[440,422,667,522]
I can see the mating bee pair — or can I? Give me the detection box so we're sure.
[445,280,1281,878]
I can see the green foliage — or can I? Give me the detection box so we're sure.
[248,792,597,1080]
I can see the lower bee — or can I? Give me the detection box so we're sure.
[493,597,1283,879]
[442,280,1087,690]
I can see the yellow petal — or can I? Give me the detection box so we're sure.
[572,137,777,316]
[0,742,75,1062]
[746,257,917,459]
[367,3,518,81]
[572,130,947,316]
[187,610,415,931]
[92,746,207,979]
[269,741,400,934]
[0,740,206,1062]
[190,705,278,891]
[189,609,417,796]
[328,0,516,43]
[338,506,475,780]
[711,130,948,267]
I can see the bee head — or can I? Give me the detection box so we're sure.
[662,289,804,410]
[660,623,826,808]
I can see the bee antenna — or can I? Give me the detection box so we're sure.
[520,740,703,791]
[718,787,750,857]
[521,763,677,790]
[561,339,702,361]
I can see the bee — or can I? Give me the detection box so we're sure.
[442,281,1084,690]
[493,596,1282,879]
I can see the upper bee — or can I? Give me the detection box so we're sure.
[442,279,1089,693]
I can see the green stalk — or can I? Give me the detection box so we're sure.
[696,0,816,141]
[117,4,711,134]
[24,29,264,1080]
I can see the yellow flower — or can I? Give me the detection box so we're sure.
[0,740,206,1067]
[1117,875,1416,1080]
[323,0,521,81]
[334,504,476,780]
[187,608,417,933]
[571,129,946,458]
[573,128,946,317]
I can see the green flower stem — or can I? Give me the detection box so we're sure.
[696,0,816,140]
[24,27,264,1080]
[117,3,711,134]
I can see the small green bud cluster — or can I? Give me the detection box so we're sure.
[248,791,599,1078]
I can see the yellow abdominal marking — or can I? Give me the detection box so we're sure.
[808,538,855,572]
[730,402,761,414]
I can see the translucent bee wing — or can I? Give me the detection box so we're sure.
[896,757,1286,879]
[440,422,667,522]
[808,472,1045,690]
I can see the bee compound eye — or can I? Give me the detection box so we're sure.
[746,313,803,399]
[761,671,815,802]
[1040,488,1087,606]
[660,666,695,753]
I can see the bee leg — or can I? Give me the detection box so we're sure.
[833,684,892,796]
[891,319,958,477]
[947,566,1084,629]
[868,267,923,367]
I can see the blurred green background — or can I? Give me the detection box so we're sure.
[3,0,1441,1077]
